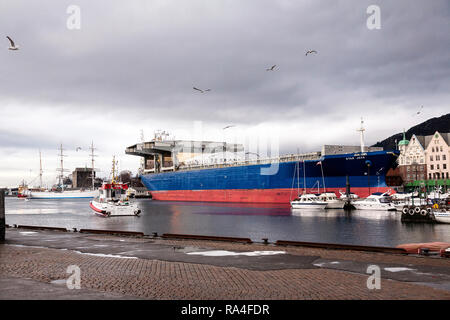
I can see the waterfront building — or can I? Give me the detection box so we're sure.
[397,133,427,184]
[72,167,95,189]
[424,131,450,180]
[396,130,450,190]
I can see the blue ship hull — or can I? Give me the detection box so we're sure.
[140,150,399,203]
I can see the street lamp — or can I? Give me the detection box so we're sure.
[365,160,372,196]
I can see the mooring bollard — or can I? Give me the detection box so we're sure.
[0,189,5,242]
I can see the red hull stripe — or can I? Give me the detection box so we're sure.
[90,202,106,214]
[150,187,393,203]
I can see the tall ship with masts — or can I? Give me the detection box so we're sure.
[125,122,400,204]
[29,143,99,199]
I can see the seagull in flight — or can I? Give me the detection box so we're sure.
[76,147,82,152]
[223,125,235,130]
[266,65,276,71]
[6,36,19,50]
[305,50,317,56]
[193,87,211,93]
[413,105,423,116]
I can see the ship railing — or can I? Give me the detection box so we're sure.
[176,152,321,172]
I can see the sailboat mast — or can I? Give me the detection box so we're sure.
[303,160,306,194]
[90,141,96,190]
[39,150,43,189]
[320,161,326,193]
[59,144,64,191]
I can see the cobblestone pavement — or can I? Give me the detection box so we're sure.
[0,229,449,300]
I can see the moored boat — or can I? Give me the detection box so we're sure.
[353,192,397,211]
[433,211,450,224]
[318,192,345,209]
[290,194,328,209]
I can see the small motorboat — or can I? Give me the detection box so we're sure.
[290,194,327,210]
[90,181,141,217]
[318,192,345,209]
[433,210,450,224]
[353,192,396,211]
[338,190,359,202]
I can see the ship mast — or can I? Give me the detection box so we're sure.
[89,141,97,190]
[39,150,43,189]
[357,117,365,153]
[111,156,118,183]
[57,144,68,191]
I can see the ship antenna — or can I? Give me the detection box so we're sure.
[357,117,365,153]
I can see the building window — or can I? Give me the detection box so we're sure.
[440,146,443,152]
[436,155,440,161]
[432,147,435,152]
[436,173,440,179]
[430,156,433,161]
[429,173,432,179]
[447,172,449,179]
[444,164,447,170]
[443,155,447,161]
[430,165,434,170]
[437,164,440,170]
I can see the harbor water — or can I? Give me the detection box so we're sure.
[4,197,450,247]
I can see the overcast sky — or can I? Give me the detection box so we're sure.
[1,0,449,187]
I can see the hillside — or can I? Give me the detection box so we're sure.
[372,113,450,150]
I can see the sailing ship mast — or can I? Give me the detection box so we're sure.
[89,141,97,191]
[57,144,68,191]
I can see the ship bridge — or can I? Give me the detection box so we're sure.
[125,140,245,174]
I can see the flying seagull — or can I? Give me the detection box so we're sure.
[76,147,82,152]
[413,105,424,116]
[6,36,19,50]
[223,125,235,130]
[193,87,211,93]
[266,65,276,71]
[305,50,317,56]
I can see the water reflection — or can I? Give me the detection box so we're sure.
[4,197,450,247]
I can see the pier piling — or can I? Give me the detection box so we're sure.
[0,189,5,242]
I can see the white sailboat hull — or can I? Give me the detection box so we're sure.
[324,200,345,209]
[290,202,328,209]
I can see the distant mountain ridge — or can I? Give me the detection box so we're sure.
[372,113,450,150]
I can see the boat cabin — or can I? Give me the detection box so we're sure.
[98,182,129,202]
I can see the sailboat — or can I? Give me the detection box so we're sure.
[290,160,327,209]
[29,143,99,200]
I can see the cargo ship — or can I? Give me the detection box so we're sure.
[126,126,399,204]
